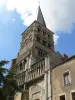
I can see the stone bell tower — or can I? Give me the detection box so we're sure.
[12,6,63,100]
[16,6,54,70]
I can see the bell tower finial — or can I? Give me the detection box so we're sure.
[37,5,46,27]
[38,0,40,5]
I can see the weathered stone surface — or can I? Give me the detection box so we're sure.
[52,57,75,100]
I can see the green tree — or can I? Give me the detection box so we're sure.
[0,60,20,100]
[0,60,9,87]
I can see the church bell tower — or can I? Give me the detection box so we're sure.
[16,6,54,69]
[10,6,63,96]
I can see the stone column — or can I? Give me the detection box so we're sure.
[22,60,25,71]
[28,55,32,68]
[24,59,27,70]
[44,71,48,100]
[47,70,51,100]
[27,57,29,69]
[25,57,29,70]
[18,64,20,73]
[44,55,51,100]
[24,84,26,90]
[45,55,50,71]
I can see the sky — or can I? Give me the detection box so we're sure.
[0,0,75,68]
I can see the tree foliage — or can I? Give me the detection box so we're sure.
[0,60,20,100]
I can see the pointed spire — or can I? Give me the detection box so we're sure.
[37,6,46,27]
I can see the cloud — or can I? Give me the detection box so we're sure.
[6,0,39,25]
[54,34,59,45]
[0,0,6,6]
[3,0,75,43]
[40,0,75,32]
[0,0,3,6]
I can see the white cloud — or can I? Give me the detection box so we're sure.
[40,0,75,32]
[0,0,6,6]
[54,34,59,45]
[0,0,5,6]
[3,0,75,43]
[0,0,3,6]
[6,0,39,25]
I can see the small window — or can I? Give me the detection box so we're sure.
[20,63,22,70]
[60,95,65,100]
[43,40,46,46]
[37,27,41,32]
[24,59,27,69]
[21,84,24,90]
[37,36,40,42]
[63,71,71,86]
[48,34,50,39]
[24,59,27,63]
[43,31,46,36]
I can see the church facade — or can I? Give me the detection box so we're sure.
[11,6,75,100]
